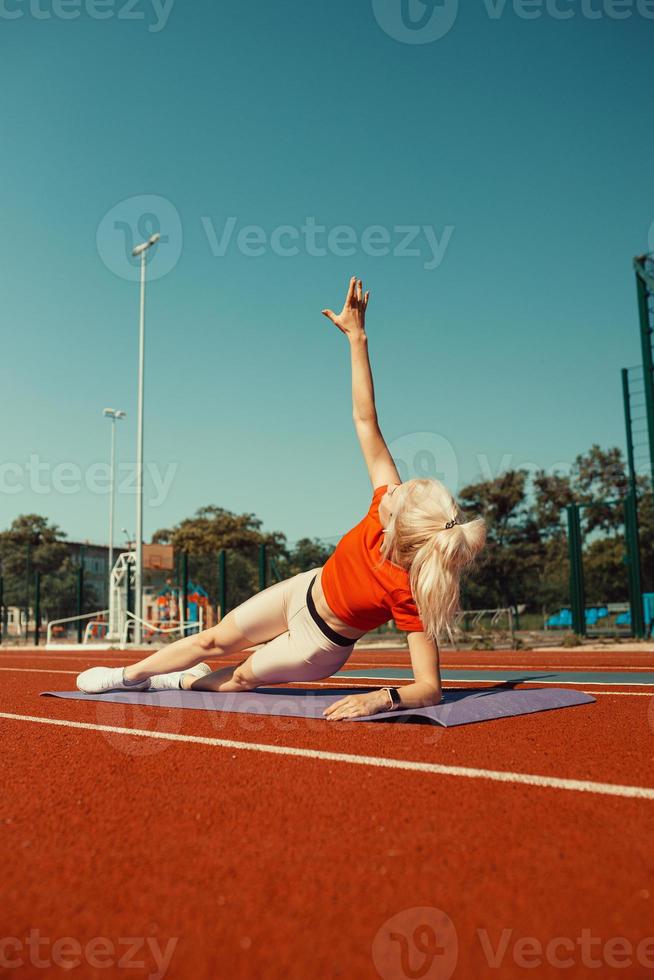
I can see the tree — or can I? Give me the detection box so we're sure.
[279,538,335,578]
[0,515,98,623]
[570,444,629,534]
[153,505,289,610]
[459,471,541,610]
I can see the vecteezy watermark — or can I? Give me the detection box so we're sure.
[372,0,654,44]
[0,0,175,31]
[372,907,458,980]
[387,432,581,497]
[477,927,654,970]
[0,931,178,978]
[201,216,454,271]
[0,455,178,508]
[95,197,454,277]
[389,431,461,491]
[94,691,371,757]
[372,0,460,44]
[96,195,183,282]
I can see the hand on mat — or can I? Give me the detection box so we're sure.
[322,276,369,339]
[323,690,387,721]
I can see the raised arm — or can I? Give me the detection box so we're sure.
[322,277,400,489]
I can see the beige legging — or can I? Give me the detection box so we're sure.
[233,568,356,683]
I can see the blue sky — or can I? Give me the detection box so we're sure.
[1,0,652,549]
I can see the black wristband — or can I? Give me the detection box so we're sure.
[382,687,402,710]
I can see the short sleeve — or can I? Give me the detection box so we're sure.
[390,589,425,633]
[368,486,387,522]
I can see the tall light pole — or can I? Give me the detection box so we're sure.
[131,232,160,643]
[102,408,126,601]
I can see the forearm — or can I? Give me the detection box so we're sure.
[369,680,442,714]
[349,335,377,423]
[396,681,442,709]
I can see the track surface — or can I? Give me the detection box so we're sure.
[1,645,653,979]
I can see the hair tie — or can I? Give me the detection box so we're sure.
[444,518,460,530]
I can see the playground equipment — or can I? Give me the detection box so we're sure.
[46,551,204,650]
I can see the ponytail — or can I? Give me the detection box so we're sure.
[381,479,486,641]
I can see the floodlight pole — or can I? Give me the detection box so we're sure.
[634,256,654,485]
[103,408,126,605]
[132,233,160,643]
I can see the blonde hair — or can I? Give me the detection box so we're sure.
[380,478,486,641]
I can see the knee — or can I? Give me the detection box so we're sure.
[230,667,256,691]
[197,628,224,656]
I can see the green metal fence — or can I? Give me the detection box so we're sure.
[566,496,645,639]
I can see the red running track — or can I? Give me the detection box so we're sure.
[1,646,653,979]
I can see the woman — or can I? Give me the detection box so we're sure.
[78,278,486,720]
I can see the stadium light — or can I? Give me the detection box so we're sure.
[102,408,127,601]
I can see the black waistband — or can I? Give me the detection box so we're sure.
[307,577,356,647]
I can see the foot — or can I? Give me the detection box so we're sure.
[76,666,151,694]
[148,663,212,692]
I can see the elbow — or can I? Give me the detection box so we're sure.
[353,413,379,426]
[422,687,443,708]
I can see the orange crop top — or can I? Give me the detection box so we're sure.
[321,486,425,633]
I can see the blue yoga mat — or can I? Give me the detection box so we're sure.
[41,686,595,727]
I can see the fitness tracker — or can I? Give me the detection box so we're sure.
[381,687,402,711]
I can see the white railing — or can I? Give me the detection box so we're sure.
[46,606,205,648]
[46,610,110,646]
[119,608,204,649]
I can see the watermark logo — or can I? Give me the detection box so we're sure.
[477,926,654,971]
[201,216,454,271]
[96,194,183,281]
[94,698,185,757]
[0,930,178,978]
[389,431,460,492]
[372,907,458,980]
[372,0,654,44]
[372,0,460,43]
[0,0,176,31]
[0,455,178,508]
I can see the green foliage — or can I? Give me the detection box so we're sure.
[2,443,650,627]
[0,515,98,621]
[280,538,335,576]
[461,445,651,616]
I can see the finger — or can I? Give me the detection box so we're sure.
[357,279,363,302]
[321,309,337,324]
[323,697,348,716]
[364,290,370,309]
[346,276,357,305]
[326,699,355,720]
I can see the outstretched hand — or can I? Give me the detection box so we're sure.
[322,277,370,339]
[323,689,388,721]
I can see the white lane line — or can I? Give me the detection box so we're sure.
[342,674,654,688]
[0,711,653,801]
[353,663,654,672]
[588,691,654,697]
[4,652,653,669]
[314,679,653,697]
[0,668,651,696]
